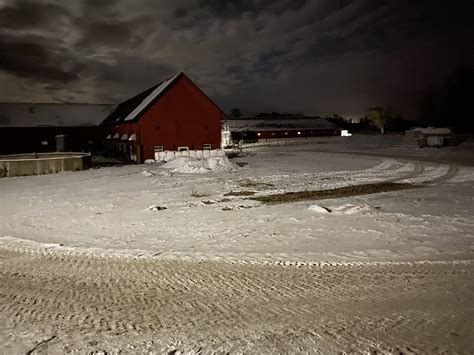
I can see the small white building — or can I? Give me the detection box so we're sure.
[404,127,455,147]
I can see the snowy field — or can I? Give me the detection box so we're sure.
[1,137,473,263]
[1,136,474,353]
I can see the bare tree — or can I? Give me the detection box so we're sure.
[366,107,394,134]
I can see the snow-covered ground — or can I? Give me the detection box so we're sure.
[1,137,473,263]
[1,136,474,353]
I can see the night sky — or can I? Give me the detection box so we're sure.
[0,0,472,118]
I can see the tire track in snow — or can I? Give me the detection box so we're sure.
[1,249,473,353]
[429,164,460,184]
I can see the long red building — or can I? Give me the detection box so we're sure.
[101,72,226,163]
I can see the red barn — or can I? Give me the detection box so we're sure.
[101,72,226,163]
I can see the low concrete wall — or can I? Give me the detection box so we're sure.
[0,152,91,178]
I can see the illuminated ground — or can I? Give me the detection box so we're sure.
[1,137,473,353]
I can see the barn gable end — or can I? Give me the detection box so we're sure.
[102,72,226,162]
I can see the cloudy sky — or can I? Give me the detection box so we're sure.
[0,0,472,118]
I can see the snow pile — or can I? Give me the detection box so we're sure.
[309,204,374,215]
[332,204,373,215]
[161,157,209,173]
[173,160,210,174]
[207,156,239,172]
[308,205,331,214]
[161,156,238,174]
[141,170,154,177]
[147,205,167,211]
[161,157,196,169]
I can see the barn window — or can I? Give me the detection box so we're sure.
[284,132,288,135]
[203,144,212,150]
[154,146,164,153]
[41,141,48,145]
[178,146,189,152]
[297,131,301,135]
[272,132,275,136]
[257,133,261,136]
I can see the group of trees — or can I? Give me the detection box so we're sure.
[365,66,474,134]
[366,107,396,134]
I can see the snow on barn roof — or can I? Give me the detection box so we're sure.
[101,73,182,125]
[223,117,339,132]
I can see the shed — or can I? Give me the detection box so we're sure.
[222,117,341,144]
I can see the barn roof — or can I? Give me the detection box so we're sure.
[102,72,228,126]
[223,117,339,132]
[103,72,197,126]
[101,73,181,125]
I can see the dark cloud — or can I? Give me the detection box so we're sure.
[0,34,80,83]
[198,0,258,18]
[0,0,473,118]
[75,20,138,48]
[0,0,71,30]
[89,55,176,96]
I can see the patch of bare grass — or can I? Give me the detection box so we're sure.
[239,179,274,189]
[218,198,232,203]
[224,190,257,197]
[201,200,215,205]
[250,182,418,204]
[190,189,209,198]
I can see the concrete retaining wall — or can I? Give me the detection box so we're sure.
[0,152,91,178]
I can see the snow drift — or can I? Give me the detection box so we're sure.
[161,156,238,174]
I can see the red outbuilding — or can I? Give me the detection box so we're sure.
[101,72,226,163]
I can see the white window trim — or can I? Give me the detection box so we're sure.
[154,145,164,152]
[177,146,189,152]
[203,144,212,150]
